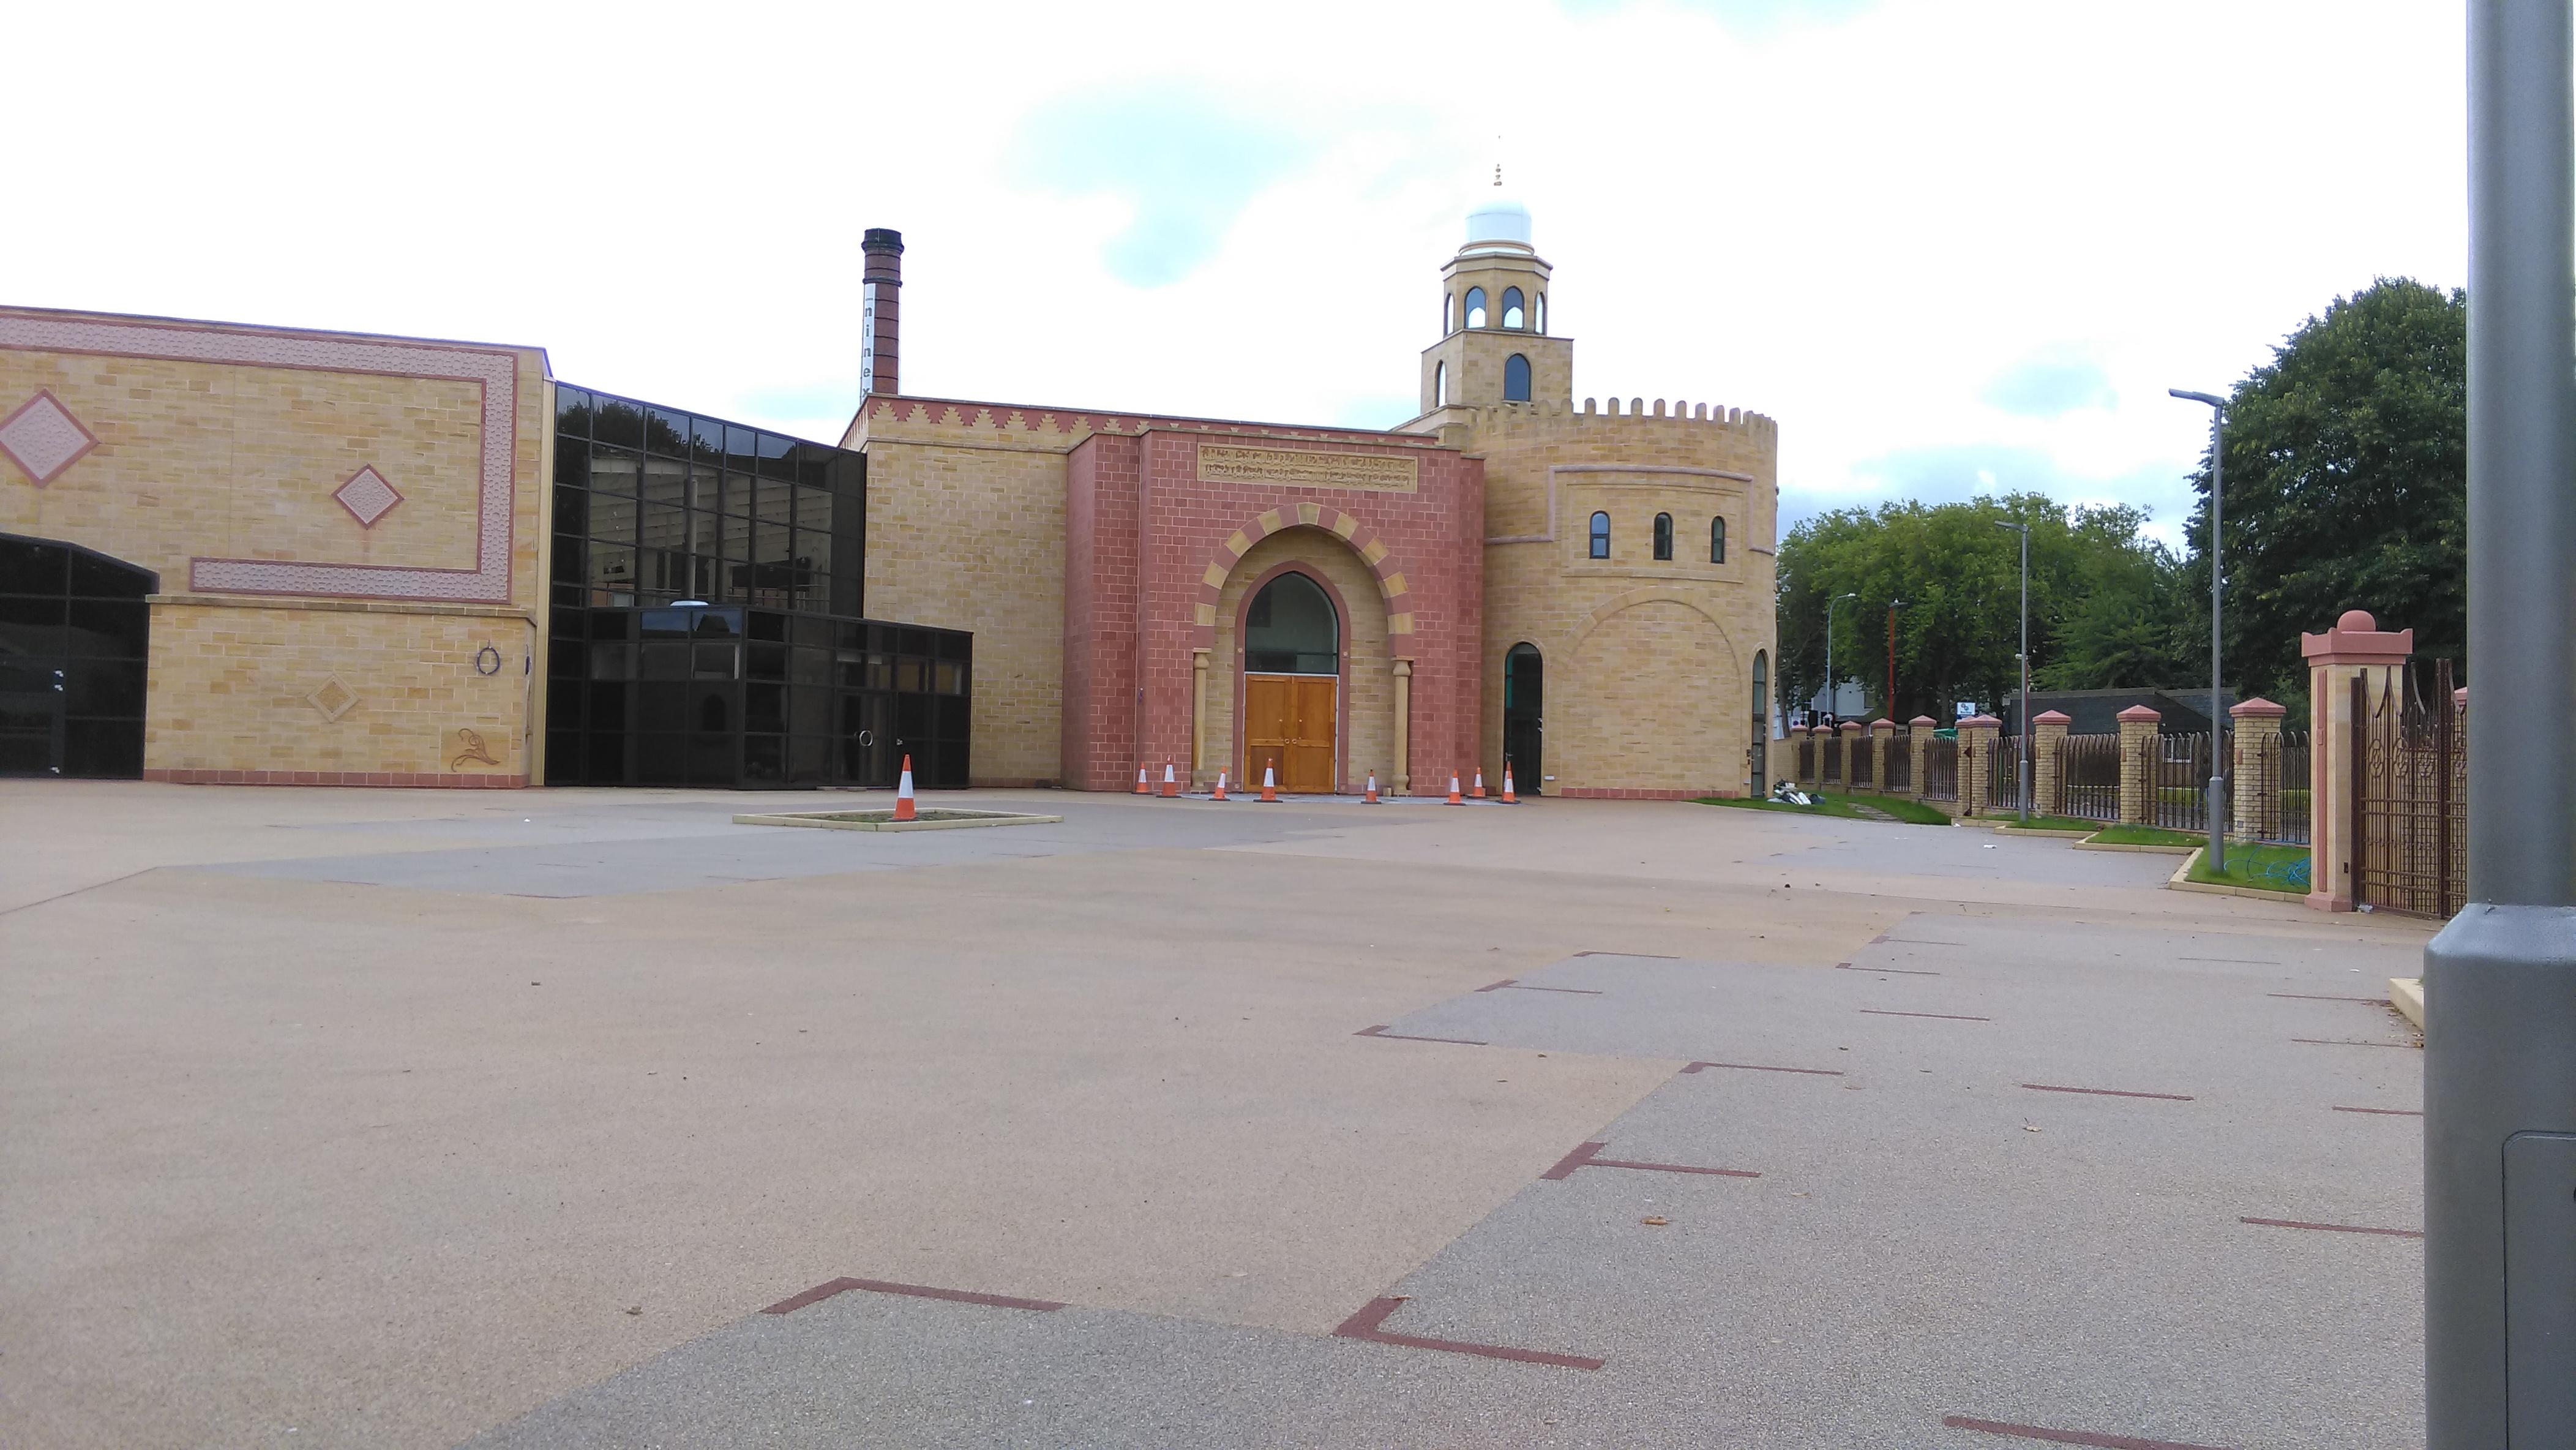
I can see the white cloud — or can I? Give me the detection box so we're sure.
[2,0,2465,528]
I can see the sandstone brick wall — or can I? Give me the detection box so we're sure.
[146,596,530,783]
[1453,399,1779,797]
[0,306,549,784]
[843,406,1071,786]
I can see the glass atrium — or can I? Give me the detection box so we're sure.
[545,386,970,789]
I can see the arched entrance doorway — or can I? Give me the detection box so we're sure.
[0,532,154,779]
[1750,650,1769,795]
[1504,642,1543,791]
[1241,569,1339,792]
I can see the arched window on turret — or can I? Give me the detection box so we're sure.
[1710,516,1727,563]
[1504,353,1532,402]
[1443,293,1453,333]
[1535,293,1546,334]
[1653,513,1674,560]
[1464,287,1488,329]
[1589,511,1611,559]
[1434,361,1447,407]
[1502,288,1526,329]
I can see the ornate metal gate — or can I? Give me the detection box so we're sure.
[2353,659,2466,918]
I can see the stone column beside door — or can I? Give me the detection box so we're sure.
[2300,609,2413,912]
[1958,715,2000,816]
[2117,705,2161,825]
[2031,710,2071,816]
[2228,697,2286,841]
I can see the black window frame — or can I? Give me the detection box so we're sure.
[1588,511,1611,560]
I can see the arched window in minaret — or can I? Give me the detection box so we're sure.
[1589,511,1611,559]
[1444,293,1454,333]
[1502,288,1526,329]
[1504,354,1532,402]
[1535,293,1546,334]
[1653,513,1674,560]
[1435,361,1448,407]
[1711,516,1727,563]
[1464,287,1488,329]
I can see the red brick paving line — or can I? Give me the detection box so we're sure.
[1834,961,1944,975]
[1860,1008,1993,1023]
[1352,1024,1488,1046]
[2020,1084,2195,1102]
[2332,1105,2424,1117]
[1941,1414,2234,1449]
[763,1277,1067,1317]
[2239,1216,2424,1239]
[1537,1140,1759,1182]
[1679,1059,1846,1077]
[1473,979,1604,996]
[2267,993,2394,1005]
[1330,1296,1603,1371]
[2290,1037,2418,1049]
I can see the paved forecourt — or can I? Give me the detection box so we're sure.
[0,782,2430,1449]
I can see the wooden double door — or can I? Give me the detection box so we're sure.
[1244,673,1337,793]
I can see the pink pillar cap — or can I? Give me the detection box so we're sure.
[1958,715,2001,729]
[1839,721,1865,735]
[2229,697,2288,718]
[1908,715,1938,728]
[2031,710,2072,726]
[2116,704,2163,723]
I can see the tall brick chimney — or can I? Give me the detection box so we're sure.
[860,228,904,397]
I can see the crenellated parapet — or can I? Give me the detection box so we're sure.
[846,393,1452,456]
[1458,397,1778,443]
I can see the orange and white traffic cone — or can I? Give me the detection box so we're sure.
[893,754,918,822]
[1160,757,1178,798]
[1134,762,1150,795]
[1471,767,1487,799]
[1447,770,1464,805]
[1363,770,1379,804]
[1500,759,1518,804]
[1259,757,1279,803]
[1212,770,1228,801]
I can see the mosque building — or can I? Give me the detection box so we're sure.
[0,198,1778,796]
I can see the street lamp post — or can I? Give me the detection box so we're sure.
[1824,592,1857,727]
[1993,521,2029,822]
[1886,598,1904,720]
[2425,2,2576,1441]
[2170,389,2228,873]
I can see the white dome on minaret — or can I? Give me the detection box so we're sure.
[1466,198,1532,247]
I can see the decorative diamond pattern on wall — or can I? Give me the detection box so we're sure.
[333,466,403,528]
[0,389,99,486]
[305,675,359,722]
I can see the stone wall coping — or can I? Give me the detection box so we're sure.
[148,593,536,622]
[2031,710,2073,725]
[2116,705,2163,723]
[2228,697,2288,718]
[2300,608,2414,665]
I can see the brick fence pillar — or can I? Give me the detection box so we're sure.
[2031,710,2071,817]
[2228,696,2287,841]
[1958,715,2001,816]
[1840,720,1868,791]
[2117,705,2161,825]
[1907,716,1935,800]
[2301,609,2414,911]
[1870,718,1896,793]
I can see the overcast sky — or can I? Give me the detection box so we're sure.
[11,0,2465,547]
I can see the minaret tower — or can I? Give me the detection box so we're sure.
[1416,173,1573,422]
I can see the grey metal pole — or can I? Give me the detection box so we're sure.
[2209,408,2226,871]
[2019,522,2030,822]
[1825,591,1855,729]
[2426,1,2576,1442]
[2170,389,2230,870]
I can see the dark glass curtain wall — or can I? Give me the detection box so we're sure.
[545,386,970,789]
[0,533,152,778]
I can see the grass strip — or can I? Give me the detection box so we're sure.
[2085,824,2207,847]
[2187,842,2311,893]
[1697,793,1953,825]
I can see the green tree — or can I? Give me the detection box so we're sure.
[2184,278,2466,701]
[1777,494,2178,724]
